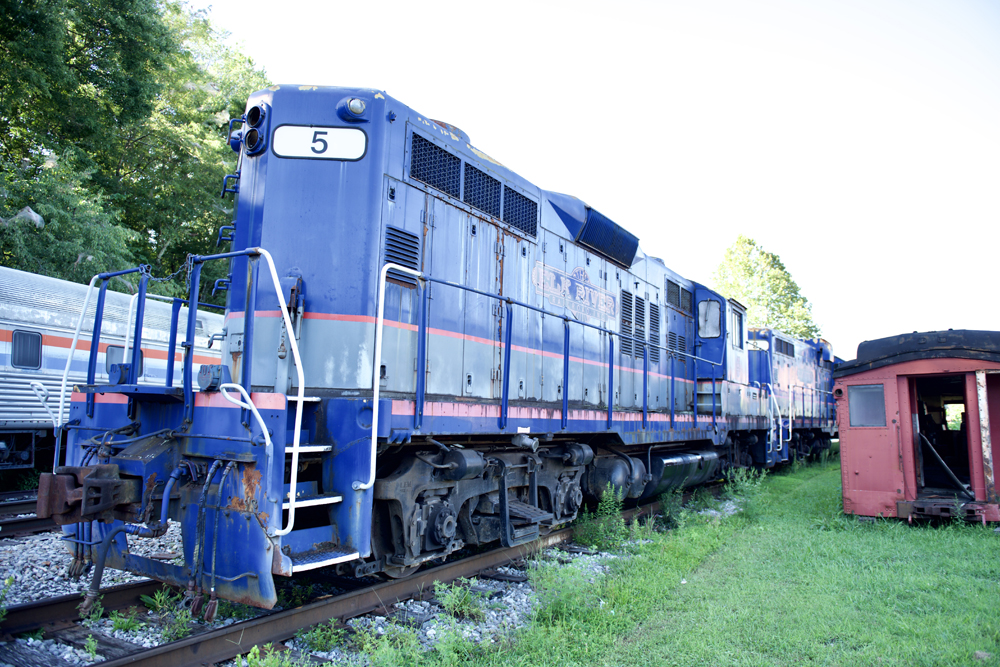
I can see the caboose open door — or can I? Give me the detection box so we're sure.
[834,331,1000,523]
[897,370,999,521]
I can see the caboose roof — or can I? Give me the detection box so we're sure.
[834,329,1000,378]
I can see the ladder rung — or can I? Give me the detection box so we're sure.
[288,396,321,402]
[287,445,333,453]
[283,493,343,509]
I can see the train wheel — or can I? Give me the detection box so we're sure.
[383,564,420,579]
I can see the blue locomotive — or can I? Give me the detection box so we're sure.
[37,86,836,614]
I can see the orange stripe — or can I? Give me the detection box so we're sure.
[1,325,220,364]
[195,392,287,410]
[224,312,695,384]
[391,399,702,422]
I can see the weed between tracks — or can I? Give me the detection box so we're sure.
[251,459,999,666]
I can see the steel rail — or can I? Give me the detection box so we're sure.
[0,580,163,636]
[0,513,55,536]
[0,495,37,517]
[1,502,665,665]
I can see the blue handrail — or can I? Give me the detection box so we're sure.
[407,272,724,433]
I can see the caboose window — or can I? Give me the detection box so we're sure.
[698,300,721,338]
[848,384,886,427]
[11,330,42,369]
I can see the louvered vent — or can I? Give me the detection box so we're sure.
[620,290,633,357]
[678,335,686,352]
[464,163,501,218]
[666,280,681,308]
[384,226,420,288]
[577,207,639,268]
[502,187,537,237]
[668,332,679,351]
[680,288,692,313]
[634,296,646,359]
[649,303,660,364]
[410,134,460,198]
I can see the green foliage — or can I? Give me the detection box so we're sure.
[725,465,767,521]
[84,634,98,660]
[530,562,603,625]
[434,578,486,621]
[296,620,346,653]
[162,606,192,641]
[0,0,269,296]
[217,600,257,621]
[0,575,13,625]
[351,622,425,667]
[81,595,104,627]
[141,587,180,615]
[574,482,628,550]
[0,157,137,283]
[658,485,689,530]
[244,644,298,667]
[276,583,314,609]
[109,609,142,632]
[712,235,821,338]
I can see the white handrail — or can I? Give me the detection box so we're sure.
[765,383,782,456]
[54,274,100,472]
[123,292,138,364]
[30,382,57,429]
[219,383,273,485]
[250,247,306,537]
[355,262,423,492]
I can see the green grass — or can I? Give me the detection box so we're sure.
[297,460,999,666]
[602,463,1000,667]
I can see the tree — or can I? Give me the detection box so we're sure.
[711,235,821,339]
[0,157,137,282]
[0,0,268,298]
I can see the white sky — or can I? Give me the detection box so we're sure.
[195,0,1000,360]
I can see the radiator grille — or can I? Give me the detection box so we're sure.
[385,226,420,287]
[681,288,692,313]
[649,303,660,364]
[410,134,460,198]
[620,290,633,357]
[666,280,680,308]
[634,296,646,359]
[463,163,501,218]
[502,187,537,237]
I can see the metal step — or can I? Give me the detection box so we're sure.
[507,499,553,525]
[289,545,359,572]
[282,492,343,510]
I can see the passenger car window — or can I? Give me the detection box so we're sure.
[106,345,144,375]
[698,300,721,338]
[12,330,42,369]
[848,384,886,427]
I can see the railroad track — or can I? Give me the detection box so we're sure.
[0,501,663,666]
[0,491,56,536]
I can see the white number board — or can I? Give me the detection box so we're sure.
[271,125,366,160]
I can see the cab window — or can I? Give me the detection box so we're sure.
[698,300,721,338]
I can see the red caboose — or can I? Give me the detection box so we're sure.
[833,330,1000,522]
